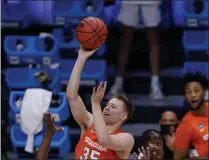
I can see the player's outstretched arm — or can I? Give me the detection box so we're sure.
[91,82,134,153]
[66,47,97,130]
[173,122,191,160]
[36,113,63,160]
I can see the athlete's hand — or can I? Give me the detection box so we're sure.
[134,146,151,160]
[78,46,98,60]
[91,81,107,105]
[44,112,64,135]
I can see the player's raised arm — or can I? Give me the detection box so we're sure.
[173,121,191,160]
[36,113,63,160]
[91,82,134,153]
[66,47,97,129]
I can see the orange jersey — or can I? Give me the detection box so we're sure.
[75,124,123,160]
[175,102,208,157]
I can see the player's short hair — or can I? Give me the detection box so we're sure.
[140,129,162,147]
[183,71,208,90]
[113,94,134,121]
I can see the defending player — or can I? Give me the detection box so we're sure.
[174,72,208,160]
[66,47,134,159]
[36,112,64,160]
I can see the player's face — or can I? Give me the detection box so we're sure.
[103,98,127,125]
[185,82,205,110]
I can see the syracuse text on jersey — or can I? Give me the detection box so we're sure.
[85,137,107,152]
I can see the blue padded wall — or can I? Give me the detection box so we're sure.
[1,1,30,28]
[52,0,104,27]
[9,92,69,124]
[6,68,61,92]
[172,0,208,27]
[60,60,107,85]
[4,36,59,65]
[183,31,208,51]
[183,62,208,78]
[11,125,71,157]
[53,28,106,57]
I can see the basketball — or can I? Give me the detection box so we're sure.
[76,17,108,50]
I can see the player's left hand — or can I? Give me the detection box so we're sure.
[44,112,64,135]
[91,81,107,105]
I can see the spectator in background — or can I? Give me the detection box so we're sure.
[159,111,180,159]
[134,129,164,160]
[108,0,164,100]
[174,72,208,159]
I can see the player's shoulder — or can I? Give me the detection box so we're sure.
[118,132,134,138]
[117,132,135,144]
[182,111,193,121]
[179,112,193,127]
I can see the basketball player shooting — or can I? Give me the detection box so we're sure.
[67,47,134,159]
[36,17,134,159]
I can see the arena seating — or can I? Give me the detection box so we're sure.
[2,1,54,28]
[34,126,71,157]
[160,0,173,28]
[184,0,208,27]
[183,31,208,51]
[52,0,104,26]
[172,1,185,26]
[4,36,59,65]
[1,1,30,28]
[183,62,208,77]
[26,1,54,25]
[52,28,106,57]
[60,60,107,85]
[9,92,69,124]
[10,125,42,157]
[103,0,120,26]
[183,31,208,76]
[4,1,107,157]
[9,90,70,157]
[11,125,70,157]
[172,0,208,27]
[6,68,61,92]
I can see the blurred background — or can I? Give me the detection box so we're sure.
[1,0,208,159]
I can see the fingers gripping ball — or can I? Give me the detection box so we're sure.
[76,17,108,50]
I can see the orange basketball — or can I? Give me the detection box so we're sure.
[76,17,108,50]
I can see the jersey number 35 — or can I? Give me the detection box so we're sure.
[80,147,101,160]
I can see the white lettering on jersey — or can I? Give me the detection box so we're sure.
[85,137,107,152]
